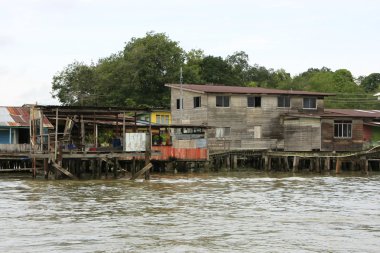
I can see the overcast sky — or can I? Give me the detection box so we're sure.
[0,0,379,106]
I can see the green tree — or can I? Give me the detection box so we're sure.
[183,49,204,84]
[226,51,251,85]
[51,62,98,105]
[123,32,185,107]
[200,56,235,84]
[360,73,380,92]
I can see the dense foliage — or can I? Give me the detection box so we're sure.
[51,32,379,109]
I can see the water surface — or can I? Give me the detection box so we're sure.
[0,172,379,252]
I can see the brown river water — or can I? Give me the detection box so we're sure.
[0,172,379,253]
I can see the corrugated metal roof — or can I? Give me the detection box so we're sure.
[165,84,334,96]
[0,106,53,128]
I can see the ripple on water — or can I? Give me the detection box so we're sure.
[0,173,379,253]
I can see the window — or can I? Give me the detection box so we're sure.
[176,98,183,109]
[303,97,317,109]
[156,115,169,124]
[193,96,201,108]
[334,120,352,138]
[278,96,290,108]
[215,127,230,138]
[247,96,261,108]
[216,96,230,107]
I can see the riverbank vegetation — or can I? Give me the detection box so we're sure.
[51,32,380,109]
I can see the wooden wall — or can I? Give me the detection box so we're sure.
[170,88,325,153]
[284,117,321,151]
[321,118,363,151]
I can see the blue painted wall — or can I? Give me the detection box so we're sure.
[0,128,10,144]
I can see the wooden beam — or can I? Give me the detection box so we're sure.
[51,162,77,179]
[130,162,153,180]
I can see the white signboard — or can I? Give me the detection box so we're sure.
[124,133,146,152]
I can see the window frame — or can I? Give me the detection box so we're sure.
[277,95,290,108]
[176,98,183,110]
[334,120,352,139]
[215,127,231,138]
[216,96,230,107]
[247,96,261,108]
[193,96,201,108]
[303,97,317,109]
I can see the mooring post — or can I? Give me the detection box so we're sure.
[292,156,299,173]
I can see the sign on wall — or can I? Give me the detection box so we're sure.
[124,133,146,151]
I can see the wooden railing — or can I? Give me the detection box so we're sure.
[0,144,31,153]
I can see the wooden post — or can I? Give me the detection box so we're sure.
[81,115,85,151]
[292,156,299,172]
[226,155,231,170]
[44,158,48,179]
[113,158,118,179]
[132,157,136,176]
[122,112,126,151]
[315,158,320,173]
[284,157,290,171]
[264,155,270,171]
[364,159,369,175]
[55,108,58,161]
[144,131,151,180]
[335,158,342,174]
[91,159,95,179]
[324,157,330,171]
[232,155,237,169]
[97,158,102,179]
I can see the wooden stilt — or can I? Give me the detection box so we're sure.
[364,159,369,175]
[284,157,290,171]
[325,157,330,171]
[44,158,49,179]
[335,158,342,174]
[315,158,320,173]
[264,155,269,171]
[292,156,299,173]
[233,155,238,170]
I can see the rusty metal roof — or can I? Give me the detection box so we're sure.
[165,84,335,96]
[0,106,53,128]
[324,109,380,118]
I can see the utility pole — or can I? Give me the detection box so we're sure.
[180,67,183,123]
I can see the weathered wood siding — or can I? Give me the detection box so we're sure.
[321,119,363,151]
[284,118,321,151]
[0,144,31,153]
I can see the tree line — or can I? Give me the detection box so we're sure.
[51,32,380,109]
